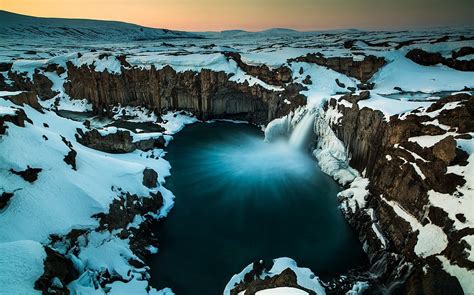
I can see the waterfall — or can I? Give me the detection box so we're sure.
[288,110,315,149]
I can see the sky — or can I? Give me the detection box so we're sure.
[1,0,473,31]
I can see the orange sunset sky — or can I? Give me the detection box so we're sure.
[0,0,473,31]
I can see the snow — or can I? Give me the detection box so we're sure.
[225,257,326,295]
[338,177,370,213]
[159,111,198,135]
[255,287,309,295]
[0,240,46,294]
[0,105,17,116]
[428,151,474,231]
[438,256,474,294]
[358,93,432,119]
[313,109,358,185]
[381,197,448,258]
[0,97,175,294]
[372,52,474,94]
[408,132,457,148]
[72,52,123,75]
[291,62,357,107]
[2,16,474,293]
[346,281,369,295]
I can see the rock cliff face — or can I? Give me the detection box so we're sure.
[406,48,474,72]
[223,52,293,86]
[288,53,386,83]
[323,93,473,293]
[62,62,305,125]
[2,56,306,125]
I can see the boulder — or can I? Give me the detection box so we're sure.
[34,247,79,295]
[76,129,135,153]
[142,168,158,188]
[432,136,456,165]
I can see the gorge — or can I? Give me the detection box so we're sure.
[0,10,473,295]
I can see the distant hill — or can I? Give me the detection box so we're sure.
[0,10,199,41]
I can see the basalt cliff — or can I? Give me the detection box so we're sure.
[1,40,473,294]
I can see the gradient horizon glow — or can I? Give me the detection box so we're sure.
[1,0,473,31]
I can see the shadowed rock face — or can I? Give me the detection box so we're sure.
[0,107,31,135]
[63,62,306,125]
[223,52,293,86]
[288,53,386,83]
[35,247,79,295]
[325,93,473,294]
[75,128,166,154]
[406,48,474,72]
[230,261,316,295]
[4,91,43,112]
[6,71,58,100]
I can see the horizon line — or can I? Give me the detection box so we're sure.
[1,9,472,33]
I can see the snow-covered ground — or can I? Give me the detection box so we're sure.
[1,9,473,295]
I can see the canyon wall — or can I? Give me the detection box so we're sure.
[322,93,473,294]
[2,57,306,125]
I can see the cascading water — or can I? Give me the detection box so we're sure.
[288,110,315,149]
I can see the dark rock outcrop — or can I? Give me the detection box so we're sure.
[224,52,292,86]
[142,168,158,188]
[76,129,135,153]
[288,53,386,83]
[406,48,474,71]
[0,108,31,135]
[452,47,474,59]
[10,166,42,183]
[0,192,14,210]
[93,192,163,232]
[61,136,77,170]
[34,247,79,295]
[63,150,77,170]
[4,91,43,112]
[75,128,166,153]
[63,63,305,125]
[324,93,474,292]
[6,71,58,100]
[230,261,316,295]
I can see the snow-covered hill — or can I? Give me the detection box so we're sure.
[0,10,198,42]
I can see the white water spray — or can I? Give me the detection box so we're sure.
[289,110,315,149]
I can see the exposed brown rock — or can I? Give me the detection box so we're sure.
[33,72,58,99]
[10,166,42,183]
[302,75,312,85]
[34,247,79,295]
[288,53,386,83]
[326,93,474,292]
[43,63,66,76]
[75,128,166,153]
[93,192,163,232]
[0,192,14,210]
[230,266,317,295]
[63,63,305,125]
[406,48,474,71]
[142,168,158,188]
[452,46,474,59]
[224,52,292,86]
[432,136,456,165]
[4,91,43,112]
[63,150,77,170]
[0,108,31,134]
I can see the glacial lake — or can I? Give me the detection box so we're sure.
[149,121,367,294]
